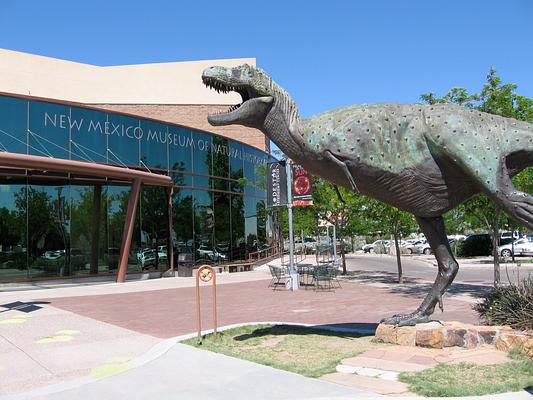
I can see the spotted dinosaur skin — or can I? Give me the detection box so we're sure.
[202,64,533,326]
[303,103,533,219]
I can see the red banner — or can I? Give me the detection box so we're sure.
[291,164,313,206]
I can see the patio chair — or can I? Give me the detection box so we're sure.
[268,265,287,290]
[313,265,335,291]
[327,265,342,289]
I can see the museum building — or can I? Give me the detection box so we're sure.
[0,49,274,282]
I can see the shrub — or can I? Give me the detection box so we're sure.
[474,277,533,331]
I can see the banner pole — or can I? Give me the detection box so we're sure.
[286,161,298,290]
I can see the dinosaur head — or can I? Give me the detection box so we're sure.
[202,64,275,128]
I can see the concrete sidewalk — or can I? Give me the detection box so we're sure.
[2,340,531,400]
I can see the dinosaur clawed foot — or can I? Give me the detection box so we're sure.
[380,311,430,327]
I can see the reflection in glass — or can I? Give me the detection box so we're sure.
[27,182,71,278]
[0,94,273,281]
[245,196,258,253]
[172,172,193,188]
[211,136,229,190]
[231,194,245,261]
[28,101,70,159]
[140,120,168,170]
[169,127,192,173]
[229,141,244,193]
[70,107,107,163]
[257,199,267,247]
[107,185,141,272]
[213,192,230,263]
[107,114,141,167]
[70,185,108,275]
[0,183,27,281]
[0,96,27,154]
[193,189,214,265]
[172,188,193,264]
[192,131,211,175]
[140,186,169,271]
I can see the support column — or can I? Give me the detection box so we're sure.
[116,179,142,283]
[164,186,175,276]
[90,185,102,275]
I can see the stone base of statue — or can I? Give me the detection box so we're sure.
[373,321,533,356]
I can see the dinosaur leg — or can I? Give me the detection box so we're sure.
[381,215,458,326]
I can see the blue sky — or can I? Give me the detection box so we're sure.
[1,0,531,118]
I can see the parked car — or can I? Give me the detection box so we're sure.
[196,246,227,262]
[362,240,389,253]
[500,231,520,240]
[497,237,533,257]
[412,240,432,255]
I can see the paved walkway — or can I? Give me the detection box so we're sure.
[323,345,512,396]
[0,256,528,399]
[2,340,530,400]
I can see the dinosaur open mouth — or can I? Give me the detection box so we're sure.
[202,76,250,113]
[202,73,274,127]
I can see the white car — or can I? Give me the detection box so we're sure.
[497,238,533,258]
[196,246,227,261]
[413,240,432,255]
[362,240,389,253]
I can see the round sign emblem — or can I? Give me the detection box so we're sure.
[198,266,213,282]
[294,175,311,195]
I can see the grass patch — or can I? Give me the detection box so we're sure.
[399,350,533,397]
[182,324,379,378]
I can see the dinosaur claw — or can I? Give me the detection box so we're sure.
[381,312,431,327]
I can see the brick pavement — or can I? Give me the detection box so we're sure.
[44,278,478,338]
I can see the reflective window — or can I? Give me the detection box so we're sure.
[243,159,256,197]
[193,189,214,264]
[27,182,71,278]
[213,192,230,263]
[192,131,211,175]
[245,196,258,253]
[193,174,210,189]
[28,101,70,159]
[168,127,192,173]
[140,120,168,170]
[106,114,140,167]
[230,194,245,261]
[172,188,193,258]
[0,95,273,281]
[0,182,27,281]
[0,96,27,154]
[256,199,267,247]
[70,184,107,275]
[172,172,193,188]
[107,184,141,272]
[70,107,108,163]
[229,141,244,193]
[140,186,169,271]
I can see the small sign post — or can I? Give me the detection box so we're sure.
[195,265,217,344]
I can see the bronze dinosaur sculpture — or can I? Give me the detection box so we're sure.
[202,64,533,326]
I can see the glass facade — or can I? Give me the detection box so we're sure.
[0,94,272,281]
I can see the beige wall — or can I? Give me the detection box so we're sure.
[0,48,268,151]
[0,48,254,104]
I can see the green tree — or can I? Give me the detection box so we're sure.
[366,199,417,283]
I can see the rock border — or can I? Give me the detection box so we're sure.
[374,321,533,357]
